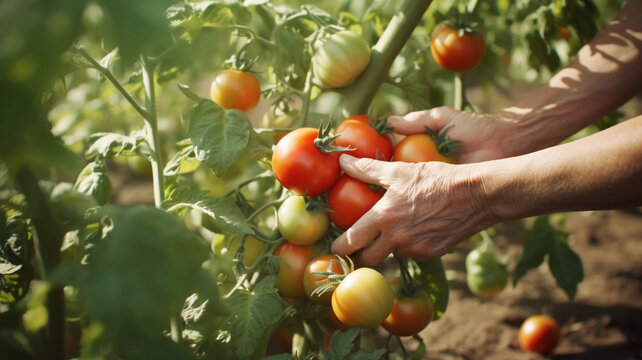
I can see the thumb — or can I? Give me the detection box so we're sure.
[387,106,461,135]
[339,154,396,188]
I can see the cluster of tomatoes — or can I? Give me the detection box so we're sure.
[267,115,451,339]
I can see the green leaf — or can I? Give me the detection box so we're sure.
[188,100,250,176]
[164,191,254,235]
[350,350,387,360]
[219,276,284,359]
[329,327,360,359]
[548,238,584,300]
[414,258,449,320]
[513,216,557,286]
[85,131,147,160]
[163,144,201,176]
[84,205,208,360]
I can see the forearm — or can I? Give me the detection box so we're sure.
[480,115,642,221]
[499,0,642,157]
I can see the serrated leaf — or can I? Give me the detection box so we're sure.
[99,48,119,69]
[220,276,284,359]
[549,239,584,300]
[513,216,556,286]
[163,145,201,176]
[164,192,253,235]
[414,258,449,320]
[188,100,249,176]
[85,132,144,160]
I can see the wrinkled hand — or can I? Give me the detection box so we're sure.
[388,106,514,163]
[330,154,496,267]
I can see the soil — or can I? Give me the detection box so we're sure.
[402,209,642,360]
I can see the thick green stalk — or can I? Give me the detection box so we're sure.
[140,56,165,208]
[344,0,433,115]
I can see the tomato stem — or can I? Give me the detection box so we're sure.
[454,72,465,111]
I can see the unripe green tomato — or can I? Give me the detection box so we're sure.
[211,234,266,268]
[277,195,329,245]
[312,30,371,88]
[465,247,508,298]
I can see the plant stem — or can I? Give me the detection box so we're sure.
[300,68,314,128]
[76,48,150,120]
[15,167,65,360]
[453,72,464,111]
[344,0,433,115]
[140,55,165,209]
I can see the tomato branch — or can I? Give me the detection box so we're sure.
[75,48,151,120]
[140,55,165,209]
[343,0,433,115]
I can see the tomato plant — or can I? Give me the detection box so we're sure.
[327,174,384,230]
[430,22,486,73]
[333,115,393,160]
[331,267,394,328]
[273,242,318,299]
[277,195,329,245]
[272,127,342,196]
[312,30,371,88]
[519,315,561,355]
[210,69,261,111]
[393,127,460,163]
[303,254,344,305]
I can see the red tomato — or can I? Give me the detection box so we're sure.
[393,133,457,163]
[519,315,561,355]
[272,127,341,196]
[430,22,485,73]
[327,175,384,230]
[381,278,434,336]
[273,242,318,299]
[303,254,344,305]
[333,115,393,160]
[331,267,394,328]
[210,69,261,111]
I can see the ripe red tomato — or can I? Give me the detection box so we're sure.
[303,254,344,305]
[331,267,394,328]
[381,278,434,336]
[430,22,485,73]
[272,127,341,196]
[519,315,561,355]
[327,174,384,230]
[393,133,457,163]
[210,69,261,111]
[333,115,393,160]
[273,242,318,299]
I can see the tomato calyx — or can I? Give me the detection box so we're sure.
[313,121,355,154]
[310,255,354,298]
[425,125,461,159]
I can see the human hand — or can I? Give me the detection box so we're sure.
[388,106,514,163]
[330,154,495,267]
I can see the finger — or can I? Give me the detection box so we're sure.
[339,154,399,188]
[352,234,397,267]
[387,106,461,135]
[330,209,381,257]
